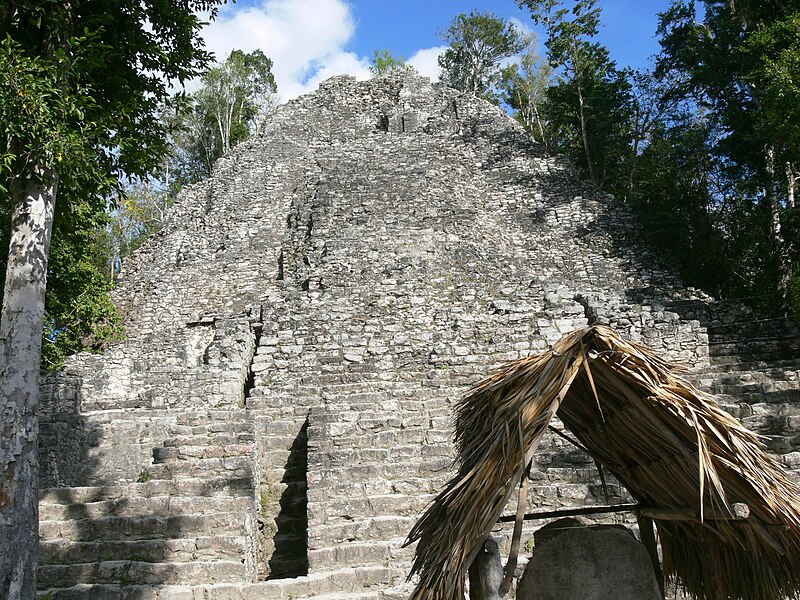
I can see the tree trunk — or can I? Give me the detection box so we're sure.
[0,164,58,600]
[576,81,597,184]
[787,162,797,209]
[765,145,792,315]
[627,103,643,202]
[533,104,548,151]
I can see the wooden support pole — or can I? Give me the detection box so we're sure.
[500,474,529,596]
[638,503,750,523]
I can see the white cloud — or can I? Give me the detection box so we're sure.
[200,0,370,101]
[407,46,446,82]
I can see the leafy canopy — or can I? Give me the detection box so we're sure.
[1,0,227,366]
[515,0,633,190]
[438,11,526,102]
[169,49,278,186]
[369,49,418,76]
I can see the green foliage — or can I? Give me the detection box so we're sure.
[500,43,555,147]
[546,64,633,193]
[439,11,526,102]
[369,49,418,76]
[0,36,113,197]
[97,178,173,283]
[1,0,226,366]
[508,0,800,317]
[516,0,633,190]
[655,0,800,316]
[42,228,124,369]
[170,49,278,186]
[627,111,730,294]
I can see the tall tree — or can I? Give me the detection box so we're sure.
[500,42,554,148]
[0,2,224,596]
[624,69,680,200]
[657,0,800,313]
[438,11,526,102]
[170,49,278,186]
[517,0,633,191]
[629,107,730,293]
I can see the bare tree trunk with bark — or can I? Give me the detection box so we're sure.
[576,82,597,185]
[0,164,58,600]
[765,145,793,315]
[787,162,797,209]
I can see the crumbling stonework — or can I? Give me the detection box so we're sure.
[37,74,800,599]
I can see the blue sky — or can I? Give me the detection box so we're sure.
[200,0,675,101]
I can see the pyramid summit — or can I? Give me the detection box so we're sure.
[38,73,800,598]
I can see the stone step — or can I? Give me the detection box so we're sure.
[690,370,800,389]
[268,532,308,576]
[711,388,800,406]
[146,456,253,480]
[709,349,800,365]
[272,513,307,536]
[316,493,436,519]
[40,535,248,565]
[40,479,254,507]
[165,425,254,440]
[80,397,155,412]
[306,593,379,600]
[311,409,448,426]
[38,559,247,588]
[691,357,800,374]
[40,511,250,542]
[309,515,416,545]
[296,382,419,395]
[161,433,256,448]
[309,428,448,450]
[153,443,253,463]
[174,411,255,426]
[311,476,443,498]
[36,565,402,599]
[266,556,309,579]
[308,537,414,569]
[313,460,454,488]
[40,495,252,521]
[311,445,452,470]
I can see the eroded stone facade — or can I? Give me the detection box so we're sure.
[37,74,800,599]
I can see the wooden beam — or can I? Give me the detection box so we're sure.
[497,502,751,524]
[639,503,750,522]
[497,503,639,522]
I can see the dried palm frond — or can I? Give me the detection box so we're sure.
[405,325,800,600]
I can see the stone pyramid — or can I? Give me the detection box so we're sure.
[38,74,800,599]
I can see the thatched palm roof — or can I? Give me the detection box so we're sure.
[405,325,800,600]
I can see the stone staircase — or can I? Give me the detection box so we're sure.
[37,410,259,597]
[35,566,414,600]
[33,73,800,599]
[301,378,455,574]
[679,301,800,474]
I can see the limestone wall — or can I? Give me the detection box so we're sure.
[36,74,798,597]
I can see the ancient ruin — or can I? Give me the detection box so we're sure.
[37,74,800,599]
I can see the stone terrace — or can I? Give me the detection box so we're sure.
[37,74,800,599]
